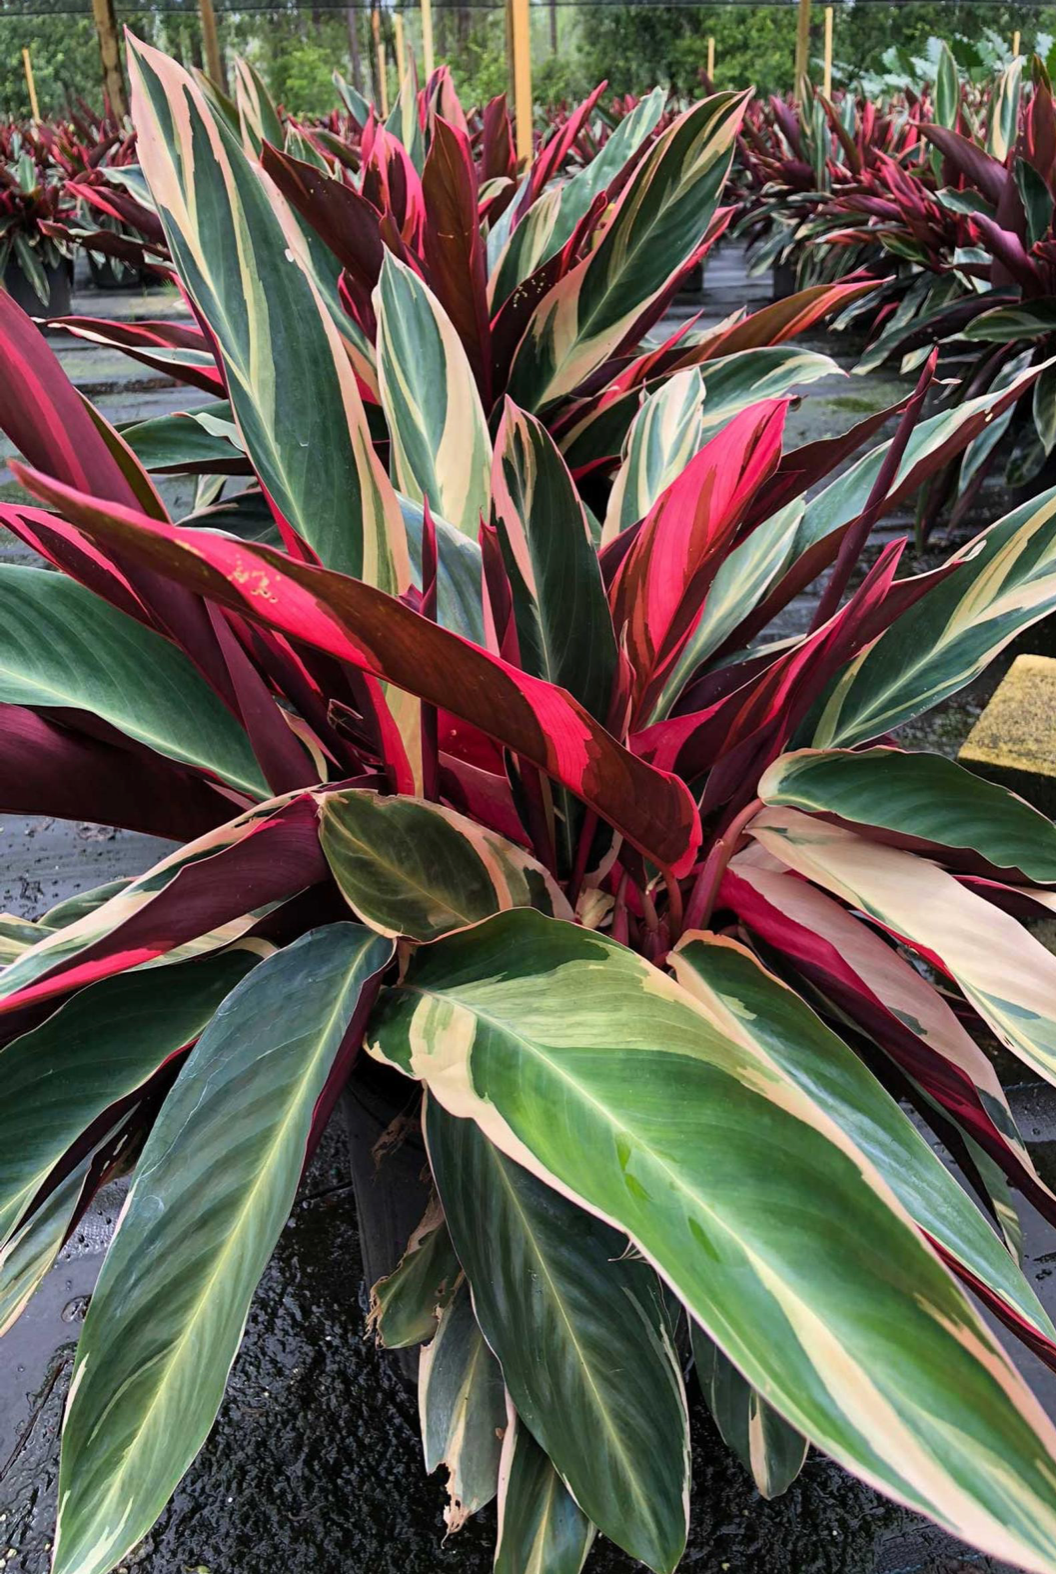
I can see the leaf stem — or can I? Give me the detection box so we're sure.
[682,797,763,934]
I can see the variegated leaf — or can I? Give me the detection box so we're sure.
[488,87,665,310]
[0,950,257,1248]
[495,1406,596,1574]
[507,93,748,411]
[670,931,1056,1354]
[419,1273,506,1532]
[128,36,408,590]
[492,399,617,721]
[601,368,706,544]
[0,565,266,798]
[319,788,571,941]
[692,1325,808,1499]
[425,1096,690,1571]
[368,1199,461,1349]
[751,807,1056,1093]
[809,488,1056,746]
[52,924,395,1574]
[234,55,283,156]
[369,907,1056,1574]
[760,748,1056,881]
[375,252,492,538]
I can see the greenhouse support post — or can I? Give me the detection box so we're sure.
[421,0,434,77]
[794,0,811,100]
[89,0,127,119]
[823,5,832,97]
[395,12,406,83]
[198,0,226,92]
[508,0,533,163]
[21,47,39,119]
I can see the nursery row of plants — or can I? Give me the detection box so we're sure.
[9,35,1056,1574]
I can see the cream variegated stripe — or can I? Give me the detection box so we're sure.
[128,37,406,590]
[751,807,1056,1089]
[507,93,748,411]
[368,910,1056,1574]
[691,1325,808,1500]
[601,368,706,544]
[418,1275,506,1532]
[374,253,492,538]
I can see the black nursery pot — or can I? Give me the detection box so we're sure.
[340,1056,429,1381]
[2,252,73,317]
[771,259,797,300]
[86,250,142,291]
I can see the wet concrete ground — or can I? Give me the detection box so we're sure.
[0,248,1051,1573]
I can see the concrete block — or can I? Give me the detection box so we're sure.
[959,654,1056,815]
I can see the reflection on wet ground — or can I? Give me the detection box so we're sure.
[1,248,1053,1573]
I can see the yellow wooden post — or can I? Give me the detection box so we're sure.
[90,0,128,118]
[823,5,833,97]
[1012,28,1021,55]
[372,7,389,116]
[794,0,812,102]
[21,47,40,120]
[198,0,226,92]
[421,0,435,76]
[706,36,715,79]
[509,0,532,163]
[394,12,406,80]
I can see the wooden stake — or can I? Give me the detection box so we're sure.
[372,7,389,117]
[394,12,406,81]
[1012,28,1021,56]
[823,5,833,97]
[794,0,812,102]
[198,0,226,92]
[706,36,715,80]
[21,47,40,120]
[421,0,435,76]
[89,0,128,119]
[508,0,532,163]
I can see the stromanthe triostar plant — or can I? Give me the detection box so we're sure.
[5,33,1056,1574]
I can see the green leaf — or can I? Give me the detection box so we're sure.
[810,487,1056,746]
[369,908,1056,1573]
[935,41,961,131]
[128,37,409,591]
[418,1273,506,1532]
[320,789,572,941]
[375,253,492,538]
[964,301,1056,343]
[52,924,394,1574]
[120,402,248,475]
[692,1325,808,1499]
[0,950,257,1247]
[492,400,617,721]
[760,747,1056,881]
[368,1199,462,1349]
[0,565,266,796]
[0,1134,113,1335]
[508,92,747,411]
[425,1098,690,1572]
[495,1410,596,1574]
